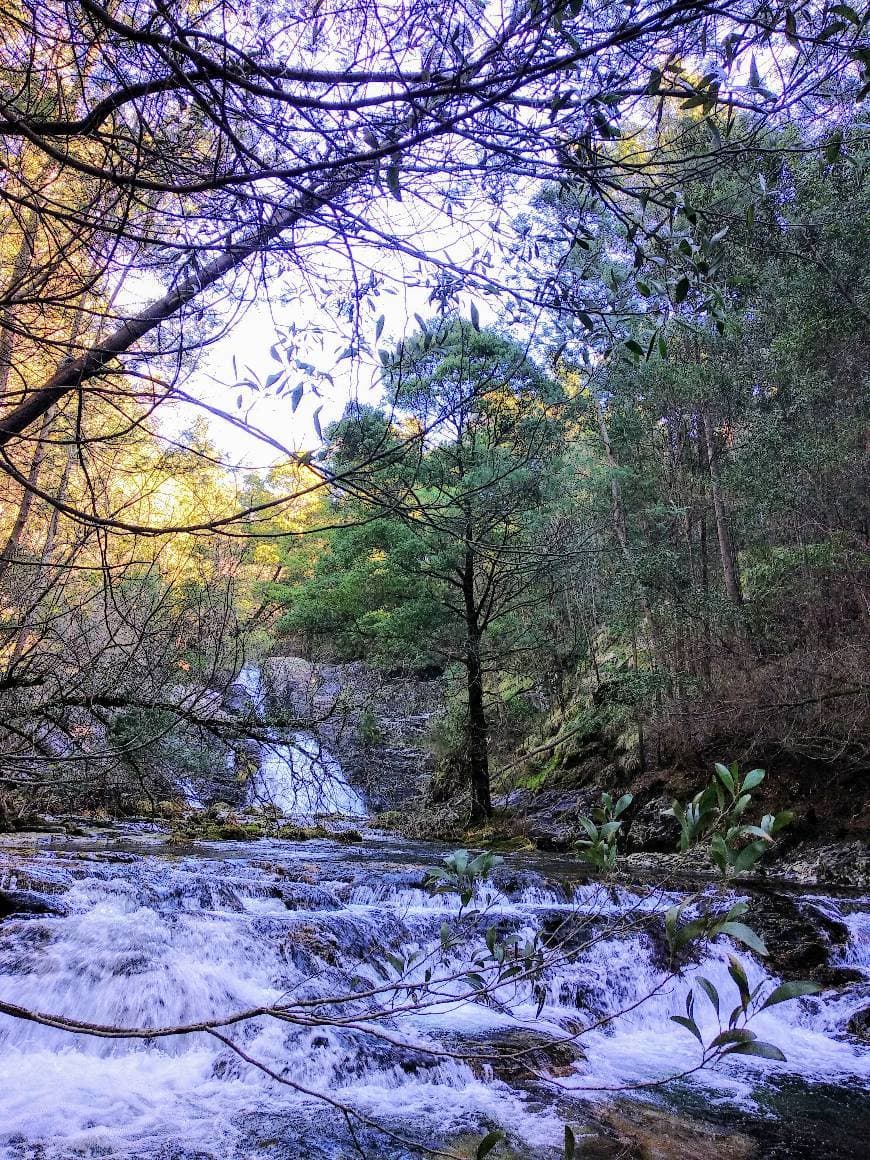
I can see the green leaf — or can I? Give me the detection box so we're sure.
[831,4,861,24]
[710,1027,756,1049]
[476,1130,503,1159]
[718,922,768,957]
[470,301,481,332]
[673,277,690,304]
[614,793,633,817]
[312,406,323,440]
[386,161,402,201]
[726,1040,787,1062]
[564,1125,576,1159]
[664,904,680,940]
[733,840,770,872]
[732,794,752,817]
[771,810,794,833]
[646,68,662,95]
[739,825,776,842]
[710,834,728,873]
[696,976,720,1016]
[671,1014,703,1044]
[674,919,705,951]
[761,981,823,1009]
[728,955,751,1008]
[740,768,765,792]
[290,384,303,412]
[578,816,599,841]
[713,762,736,793]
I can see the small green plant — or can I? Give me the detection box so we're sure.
[668,762,793,875]
[358,707,384,746]
[424,848,504,907]
[664,899,769,959]
[574,791,633,872]
[670,955,822,1063]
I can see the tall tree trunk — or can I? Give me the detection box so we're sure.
[0,408,54,584]
[0,210,37,398]
[595,400,628,550]
[699,510,712,687]
[461,523,491,822]
[702,410,743,607]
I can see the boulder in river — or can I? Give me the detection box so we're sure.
[847,1005,870,1042]
[0,888,67,918]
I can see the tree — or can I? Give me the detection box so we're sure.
[0,0,863,521]
[278,322,568,818]
[525,112,869,777]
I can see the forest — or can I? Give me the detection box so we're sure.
[0,2,867,1158]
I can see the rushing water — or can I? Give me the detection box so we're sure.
[233,663,367,819]
[0,671,867,1156]
[0,827,868,1159]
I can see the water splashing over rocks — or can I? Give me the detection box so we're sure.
[0,829,867,1158]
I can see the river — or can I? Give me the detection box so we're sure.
[0,824,868,1159]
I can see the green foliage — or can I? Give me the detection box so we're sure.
[358,708,384,747]
[272,513,447,666]
[475,1130,502,1159]
[574,791,633,872]
[664,899,768,959]
[668,763,793,875]
[669,956,823,1065]
[425,848,505,908]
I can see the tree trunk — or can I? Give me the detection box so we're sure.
[461,525,491,821]
[0,408,54,584]
[0,210,37,398]
[702,410,743,607]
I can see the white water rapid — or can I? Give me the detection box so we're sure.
[0,833,868,1158]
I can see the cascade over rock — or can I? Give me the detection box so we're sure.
[0,833,868,1158]
[265,657,446,810]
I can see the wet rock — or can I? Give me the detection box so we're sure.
[591,1102,757,1159]
[333,828,363,844]
[847,1005,870,1042]
[780,840,870,890]
[489,867,554,900]
[214,823,263,840]
[522,791,583,851]
[0,889,68,918]
[749,892,850,981]
[465,1027,585,1083]
[627,795,681,853]
[277,883,342,912]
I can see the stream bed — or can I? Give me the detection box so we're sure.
[0,828,868,1159]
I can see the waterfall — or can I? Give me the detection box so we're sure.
[253,736,367,818]
[1,835,867,1158]
[234,663,367,819]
